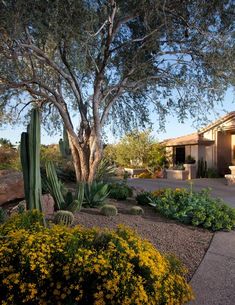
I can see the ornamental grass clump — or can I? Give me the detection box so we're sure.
[150,188,235,231]
[0,211,194,305]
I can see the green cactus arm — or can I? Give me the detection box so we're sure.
[20,132,30,209]
[45,161,65,210]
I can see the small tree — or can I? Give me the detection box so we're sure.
[115,130,152,167]
[108,130,167,169]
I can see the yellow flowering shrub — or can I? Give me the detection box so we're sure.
[0,211,194,305]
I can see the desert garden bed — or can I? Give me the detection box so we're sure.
[74,199,213,281]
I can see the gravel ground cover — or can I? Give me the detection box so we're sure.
[75,199,213,281]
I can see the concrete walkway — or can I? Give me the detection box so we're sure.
[188,231,235,305]
[127,178,235,305]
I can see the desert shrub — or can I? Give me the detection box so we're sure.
[0,215,193,305]
[0,147,21,170]
[136,191,155,205]
[130,206,144,215]
[84,181,109,207]
[150,188,235,231]
[207,167,220,178]
[137,171,152,179]
[108,183,133,200]
[0,210,44,235]
[100,204,118,216]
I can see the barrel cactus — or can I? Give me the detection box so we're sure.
[100,204,118,216]
[54,210,74,226]
[130,206,144,215]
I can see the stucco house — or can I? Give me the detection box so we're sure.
[164,112,235,176]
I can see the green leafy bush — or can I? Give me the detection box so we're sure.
[100,204,118,216]
[84,181,109,207]
[108,183,133,200]
[150,188,235,231]
[207,167,220,178]
[136,191,155,205]
[0,214,193,305]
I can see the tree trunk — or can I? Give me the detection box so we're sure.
[68,132,102,183]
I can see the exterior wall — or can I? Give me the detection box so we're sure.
[165,114,235,174]
[216,131,231,174]
[166,146,173,166]
[231,134,235,165]
[186,145,198,162]
[201,129,216,168]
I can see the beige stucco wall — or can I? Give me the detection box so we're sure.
[201,117,235,172]
[185,145,198,162]
[201,128,217,168]
[166,146,173,166]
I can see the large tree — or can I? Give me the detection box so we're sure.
[0,0,234,182]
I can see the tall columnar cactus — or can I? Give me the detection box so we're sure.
[20,108,42,211]
[43,161,84,212]
[59,127,71,158]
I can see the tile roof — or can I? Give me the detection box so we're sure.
[163,111,235,146]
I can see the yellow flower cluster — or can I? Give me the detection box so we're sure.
[0,211,194,304]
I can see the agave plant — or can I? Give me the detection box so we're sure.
[83,181,109,208]
[95,158,116,182]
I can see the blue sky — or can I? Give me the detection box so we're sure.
[1,88,234,145]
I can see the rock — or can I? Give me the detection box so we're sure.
[0,170,24,206]
[8,194,55,216]
[42,194,54,215]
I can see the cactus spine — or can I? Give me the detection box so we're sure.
[54,210,74,226]
[20,108,42,211]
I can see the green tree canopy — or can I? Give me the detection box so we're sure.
[0,0,234,181]
[106,130,167,168]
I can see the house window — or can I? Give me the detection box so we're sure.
[175,146,185,164]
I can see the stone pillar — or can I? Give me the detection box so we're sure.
[183,164,197,180]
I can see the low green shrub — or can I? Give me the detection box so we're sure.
[100,204,118,216]
[0,213,193,305]
[207,167,220,178]
[130,206,144,215]
[0,209,44,234]
[108,183,133,200]
[150,188,235,231]
[136,191,154,205]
